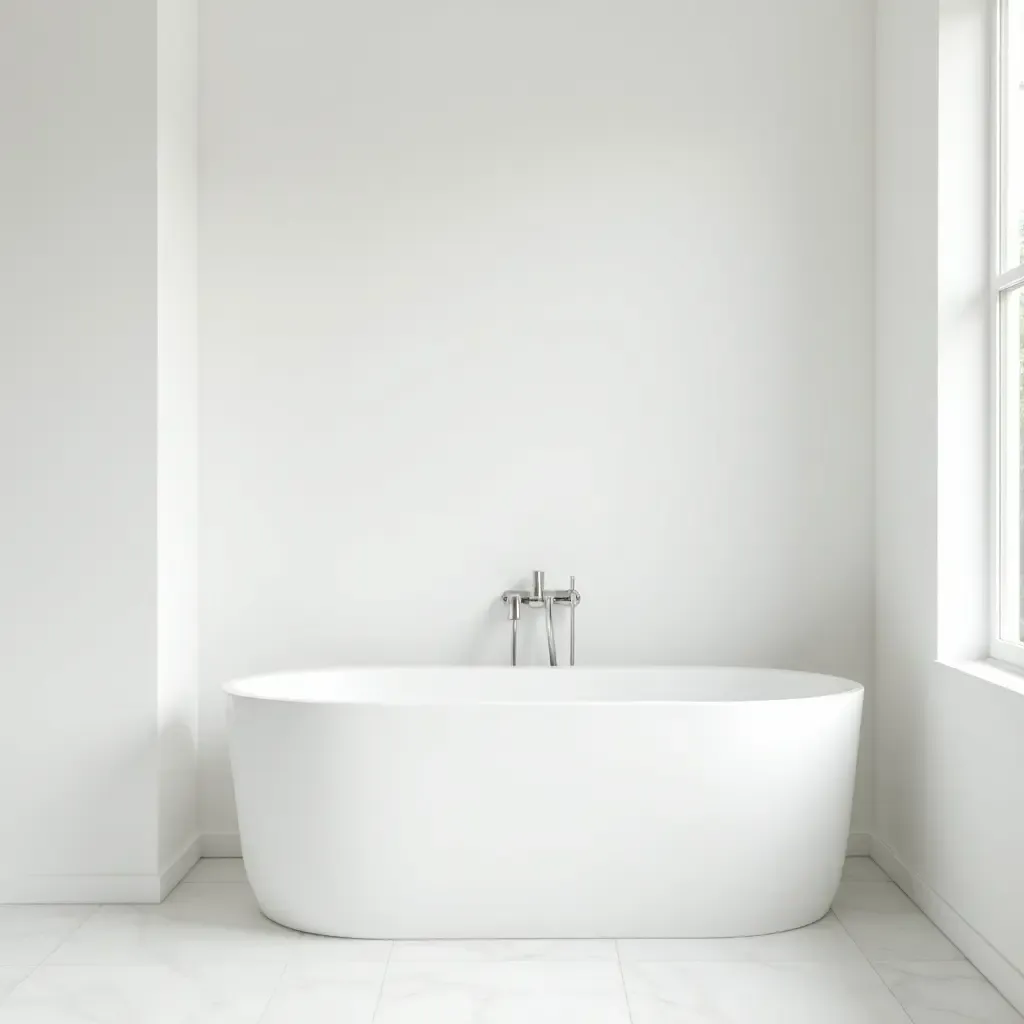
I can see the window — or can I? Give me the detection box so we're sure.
[994,0,1024,664]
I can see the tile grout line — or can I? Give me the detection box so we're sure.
[0,904,103,1010]
[252,962,290,1024]
[830,898,916,1023]
[369,940,394,1023]
[857,868,1024,1017]
[0,964,37,1010]
[37,904,102,968]
[615,940,636,1024]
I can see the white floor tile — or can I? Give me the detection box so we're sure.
[618,912,862,962]
[622,961,913,1024]
[45,884,298,965]
[292,935,393,964]
[831,882,964,963]
[257,962,385,1024]
[0,907,96,967]
[0,963,284,1024]
[391,938,617,962]
[163,881,254,904]
[876,961,1024,1023]
[373,961,632,1024]
[0,968,31,1004]
[3,872,1016,1023]
[842,857,891,882]
[183,859,248,883]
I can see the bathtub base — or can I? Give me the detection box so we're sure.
[253,895,838,942]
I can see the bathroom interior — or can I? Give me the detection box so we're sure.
[1,0,1024,1021]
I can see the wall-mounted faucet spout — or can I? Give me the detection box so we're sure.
[501,571,580,667]
[507,593,521,666]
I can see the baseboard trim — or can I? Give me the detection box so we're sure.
[846,832,870,856]
[0,837,202,906]
[870,836,1024,1015]
[159,835,201,901]
[200,832,242,857]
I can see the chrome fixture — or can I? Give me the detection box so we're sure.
[501,571,580,667]
[507,593,521,666]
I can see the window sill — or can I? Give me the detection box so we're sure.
[936,656,1024,698]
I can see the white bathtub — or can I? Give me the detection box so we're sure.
[225,667,862,939]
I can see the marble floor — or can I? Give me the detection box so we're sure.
[0,857,1019,1023]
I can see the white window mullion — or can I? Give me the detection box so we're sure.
[996,263,1024,292]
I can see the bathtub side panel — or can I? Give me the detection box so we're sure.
[228,692,862,938]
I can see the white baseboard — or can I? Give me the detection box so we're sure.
[0,837,201,905]
[846,832,871,856]
[159,836,201,901]
[200,832,242,857]
[870,836,1024,1015]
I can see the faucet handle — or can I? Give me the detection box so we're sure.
[507,593,521,620]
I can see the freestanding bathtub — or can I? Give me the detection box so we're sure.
[225,667,862,939]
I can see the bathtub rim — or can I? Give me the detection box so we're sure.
[222,665,864,706]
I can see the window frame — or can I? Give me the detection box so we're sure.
[991,0,1024,668]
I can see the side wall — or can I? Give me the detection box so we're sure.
[876,0,1024,1001]
[0,2,160,895]
[198,0,877,837]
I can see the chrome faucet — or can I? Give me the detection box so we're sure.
[501,571,580,667]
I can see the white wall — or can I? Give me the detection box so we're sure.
[157,0,200,882]
[0,0,198,901]
[876,0,1024,1000]
[0,1,159,894]
[199,0,876,837]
